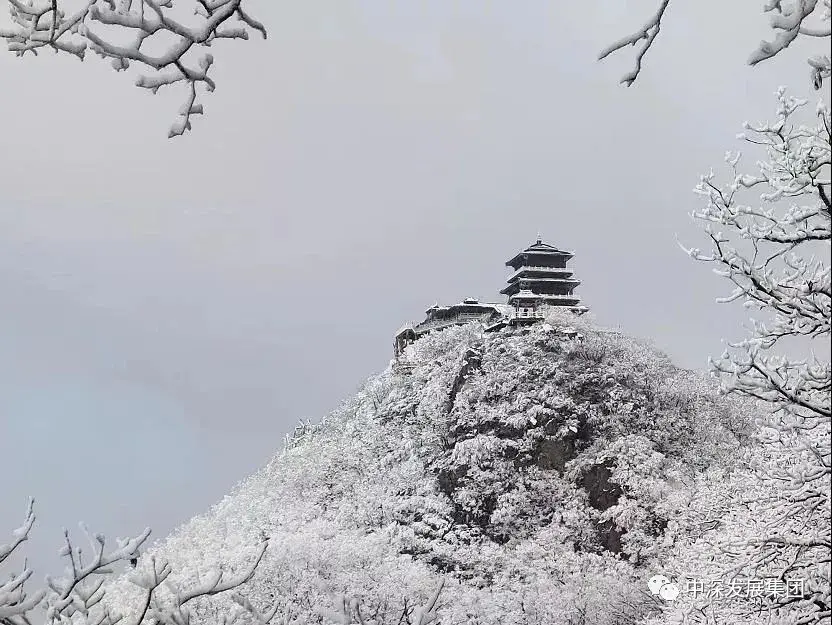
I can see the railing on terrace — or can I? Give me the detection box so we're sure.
[512,265,573,271]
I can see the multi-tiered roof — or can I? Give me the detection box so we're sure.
[393,238,587,357]
[501,238,586,312]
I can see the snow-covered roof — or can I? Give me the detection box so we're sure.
[506,241,575,268]
[408,301,511,335]
[491,303,514,317]
[425,303,450,314]
[426,299,505,315]
[394,323,415,336]
[453,301,502,310]
[524,240,570,254]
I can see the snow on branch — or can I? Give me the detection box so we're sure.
[676,88,831,622]
[597,0,670,87]
[683,87,830,421]
[0,499,272,625]
[412,577,444,625]
[318,578,445,625]
[0,499,46,623]
[0,0,266,137]
[750,0,832,89]
[600,0,831,89]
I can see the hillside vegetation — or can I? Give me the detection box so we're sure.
[104,311,753,624]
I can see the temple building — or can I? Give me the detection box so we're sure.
[502,238,586,315]
[393,238,587,357]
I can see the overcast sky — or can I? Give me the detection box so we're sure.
[0,0,820,584]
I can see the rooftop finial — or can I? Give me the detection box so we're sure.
[535,232,542,244]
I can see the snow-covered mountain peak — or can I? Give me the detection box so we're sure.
[104,310,751,624]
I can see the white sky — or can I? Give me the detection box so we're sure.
[0,0,823,583]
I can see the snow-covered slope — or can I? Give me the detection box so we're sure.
[105,311,751,624]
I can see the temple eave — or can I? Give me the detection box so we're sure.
[501,286,580,297]
[506,250,574,266]
[504,276,581,286]
[394,238,589,359]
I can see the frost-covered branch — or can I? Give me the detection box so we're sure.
[600,0,831,89]
[683,88,830,422]
[684,88,830,417]
[0,499,270,624]
[319,579,445,625]
[42,522,152,622]
[597,0,670,87]
[2,500,447,625]
[750,0,831,89]
[0,499,46,624]
[412,578,444,625]
[676,87,831,624]
[0,0,266,137]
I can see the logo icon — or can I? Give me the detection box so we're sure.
[648,574,680,602]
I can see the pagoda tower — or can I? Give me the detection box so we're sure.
[501,238,587,314]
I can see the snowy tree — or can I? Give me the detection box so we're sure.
[1,497,450,625]
[602,4,829,618]
[672,88,831,623]
[0,0,266,137]
[600,0,831,89]
[0,498,271,624]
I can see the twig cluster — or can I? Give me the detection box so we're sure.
[0,498,271,625]
[680,88,831,624]
[0,0,266,136]
[599,0,831,89]
[1,499,447,625]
